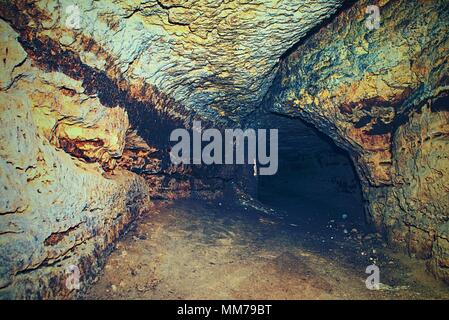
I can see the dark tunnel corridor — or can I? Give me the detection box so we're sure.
[258,116,366,232]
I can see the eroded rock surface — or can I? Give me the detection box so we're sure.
[0,7,258,297]
[1,0,342,123]
[265,0,449,282]
[0,20,153,298]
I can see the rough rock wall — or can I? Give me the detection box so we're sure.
[1,0,284,296]
[0,19,153,299]
[0,14,241,297]
[265,0,449,282]
[2,0,244,195]
[392,103,449,281]
[1,0,342,124]
[0,0,349,207]
[2,0,447,296]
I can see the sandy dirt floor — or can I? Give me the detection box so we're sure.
[84,200,449,300]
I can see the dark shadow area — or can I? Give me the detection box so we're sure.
[258,115,366,232]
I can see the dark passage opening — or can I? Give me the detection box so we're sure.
[258,115,366,234]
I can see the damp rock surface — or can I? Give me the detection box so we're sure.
[0,11,251,298]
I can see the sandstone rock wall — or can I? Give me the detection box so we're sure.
[265,0,449,282]
[0,10,253,297]
[388,104,449,280]
[0,19,152,298]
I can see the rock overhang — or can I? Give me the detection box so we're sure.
[1,0,344,125]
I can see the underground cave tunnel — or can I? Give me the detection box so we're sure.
[1,0,449,301]
[257,115,366,232]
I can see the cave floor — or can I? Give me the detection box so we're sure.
[84,200,449,300]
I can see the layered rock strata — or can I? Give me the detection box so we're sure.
[0,19,152,298]
[265,0,449,282]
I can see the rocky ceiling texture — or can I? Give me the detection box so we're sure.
[2,0,343,124]
[1,0,449,298]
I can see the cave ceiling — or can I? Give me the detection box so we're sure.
[1,0,343,125]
